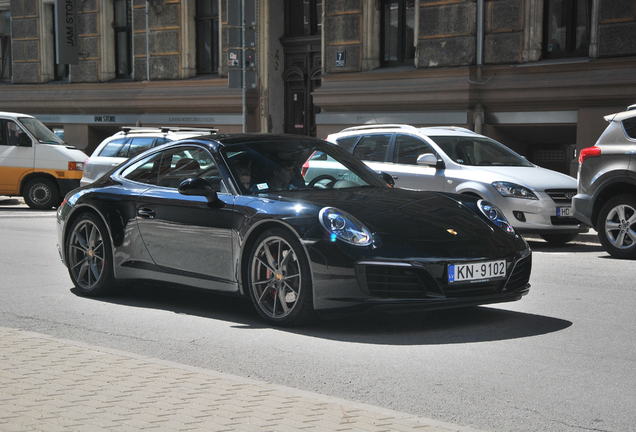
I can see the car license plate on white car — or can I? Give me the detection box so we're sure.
[556,207,571,217]
[448,260,506,283]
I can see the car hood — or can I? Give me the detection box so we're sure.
[271,187,522,257]
[464,165,576,190]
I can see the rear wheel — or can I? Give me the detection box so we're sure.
[66,212,116,296]
[597,195,636,259]
[540,233,577,245]
[23,177,60,209]
[246,228,314,326]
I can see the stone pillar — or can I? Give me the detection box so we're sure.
[99,0,116,81]
[324,0,363,73]
[73,0,101,82]
[521,0,542,62]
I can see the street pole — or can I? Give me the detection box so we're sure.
[241,0,247,133]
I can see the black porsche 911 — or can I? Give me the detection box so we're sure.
[57,134,531,325]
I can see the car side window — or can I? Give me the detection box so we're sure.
[156,147,227,192]
[395,134,436,165]
[0,120,31,147]
[335,136,358,151]
[128,137,156,158]
[624,118,636,140]
[155,137,171,146]
[352,134,391,162]
[99,138,129,157]
[121,152,163,184]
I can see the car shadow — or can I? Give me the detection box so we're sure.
[72,282,572,346]
[526,240,604,253]
[0,198,21,206]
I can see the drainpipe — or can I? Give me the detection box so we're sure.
[145,0,150,81]
[476,0,484,68]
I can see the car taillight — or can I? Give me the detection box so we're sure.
[301,157,312,177]
[578,146,601,164]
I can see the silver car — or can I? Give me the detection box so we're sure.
[320,124,586,244]
[81,127,217,186]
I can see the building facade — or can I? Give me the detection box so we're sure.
[0,0,635,174]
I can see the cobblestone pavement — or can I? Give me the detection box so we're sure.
[0,327,481,432]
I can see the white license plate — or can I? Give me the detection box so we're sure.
[448,260,506,283]
[556,207,571,217]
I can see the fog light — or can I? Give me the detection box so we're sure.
[513,211,526,222]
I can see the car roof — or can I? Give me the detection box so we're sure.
[0,112,35,119]
[211,133,325,147]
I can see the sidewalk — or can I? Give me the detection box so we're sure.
[0,327,481,432]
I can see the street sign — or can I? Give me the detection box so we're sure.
[55,0,79,65]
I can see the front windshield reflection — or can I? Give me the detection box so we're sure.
[18,117,65,145]
[431,136,533,167]
[223,139,384,195]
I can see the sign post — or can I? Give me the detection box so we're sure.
[55,0,79,65]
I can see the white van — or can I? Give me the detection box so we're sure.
[0,112,87,209]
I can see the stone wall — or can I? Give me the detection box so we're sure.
[324,0,362,73]
[417,0,476,68]
[10,0,41,83]
[597,0,636,57]
[484,0,523,64]
[74,0,99,82]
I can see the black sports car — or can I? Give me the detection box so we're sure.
[57,134,531,325]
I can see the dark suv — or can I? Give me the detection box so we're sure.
[573,107,636,258]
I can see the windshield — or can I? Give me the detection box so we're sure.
[18,117,65,145]
[431,136,533,167]
[222,139,385,195]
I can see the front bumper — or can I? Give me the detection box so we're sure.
[486,192,587,235]
[307,240,531,311]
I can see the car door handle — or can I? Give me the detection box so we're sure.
[137,208,155,219]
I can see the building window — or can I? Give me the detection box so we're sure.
[0,10,10,81]
[195,0,219,74]
[381,0,415,66]
[543,0,591,58]
[114,0,132,78]
[285,0,322,37]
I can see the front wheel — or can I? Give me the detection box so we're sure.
[23,178,60,209]
[597,195,636,259]
[540,233,578,245]
[246,228,314,326]
[66,212,116,296]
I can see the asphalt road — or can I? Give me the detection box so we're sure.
[1,198,635,432]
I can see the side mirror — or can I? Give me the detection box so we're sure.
[178,177,219,204]
[380,171,395,187]
[417,153,445,169]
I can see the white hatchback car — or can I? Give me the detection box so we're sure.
[323,124,586,244]
[80,127,217,186]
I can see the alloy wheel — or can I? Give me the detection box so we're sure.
[68,220,106,291]
[604,204,636,249]
[250,236,301,319]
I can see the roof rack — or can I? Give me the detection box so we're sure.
[426,126,476,133]
[339,124,418,133]
[120,126,219,135]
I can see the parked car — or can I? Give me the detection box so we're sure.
[573,107,636,258]
[0,111,87,209]
[57,134,531,326]
[322,124,586,244]
[80,126,217,186]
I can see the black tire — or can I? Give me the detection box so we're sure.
[540,233,578,245]
[23,177,60,209]
[245,227,314,326]
[65,212,117,296]
[597,194,636,259]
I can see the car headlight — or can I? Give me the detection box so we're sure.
[478,200,515,235]
[319,207,372,246]
[492,181,538,200]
